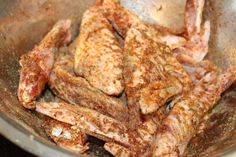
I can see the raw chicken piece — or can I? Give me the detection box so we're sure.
[124,23,192,127]
[49,46,128,122]
[36,101,151,156]
[98,0,192,129]
[138,105,168,143]
[157,33,187,50]
[37,102,134,147]
[182,60,218,85]
[151,68,236,157]
[18,20,71,109]
[104,142,131,157]
[185,0,205,36]
[43,117,88,154]
[96,0,135,37]
[174,0,210,62]
[74,6,124,96]
[105,140,153,157]
[97,0,186,49]
[174,21,210,62]
[139,71,218,144]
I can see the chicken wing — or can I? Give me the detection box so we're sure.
[18,20,71,109]
[139,67,219,144]
[36,101,152,156]
[174,0,210,62]
[138,105,168,143]
[74,6,124,96]
[185,0,205,36]
[97,0,186,50]
[151,68,236,157]
[104,142,131,157]
[98,0,192,129]
[124,24,192,128]
[43,117,88,154]
[156,33,187,50]
[49,47,128,122]
[37,102,133,147]
[96,0,134,37]
[182,60,218,85]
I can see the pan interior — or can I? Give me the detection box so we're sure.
[0,0,235,157]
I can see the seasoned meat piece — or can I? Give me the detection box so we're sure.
[151,68,236,157]
[37,101,150,156]
[182,60,218,85]
[174,0,210,62]
[18,20,71,109]
[138,64,219,144]
[43,117,88,154]
[97,0,186,50]
[185,0,205,37]
[138,106,168,143]
[174,21,210,62]
[37,102,132,146]
[98,0,192,129]
[104,142,131,157]
[74,6,124,95]
[49,47,128,122]
[124,23,192,128]
[96,0,134,37]
[157,33,186,50]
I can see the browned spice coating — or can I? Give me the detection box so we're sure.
[174,0,210,62]
[36,101,150,157]
[151,69,236,157]
[18,1,236,157]
[49,48,128,122]
[37,102,132,146]
[124,22,192,128]
[74,6,124,96]
[18,20,71,109]
[104,142,131,157]
[43,117,88,154]
[98,0,192,130]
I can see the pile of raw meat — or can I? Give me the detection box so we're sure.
[17,0,236,156]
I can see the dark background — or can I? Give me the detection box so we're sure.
[0,135,35,157]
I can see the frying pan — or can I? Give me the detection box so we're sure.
[0,0,235,156]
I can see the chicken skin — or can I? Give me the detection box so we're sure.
[43,117,89,154]
[74,6,124,96]
[18,20,71,109]
[49,45,128,122]
[98,0,192,130]
[151,69,236,157]
[16,1,236,157]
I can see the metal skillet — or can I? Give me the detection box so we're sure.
[0,0,235,156]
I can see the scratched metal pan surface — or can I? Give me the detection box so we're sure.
[0,0,235,157]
